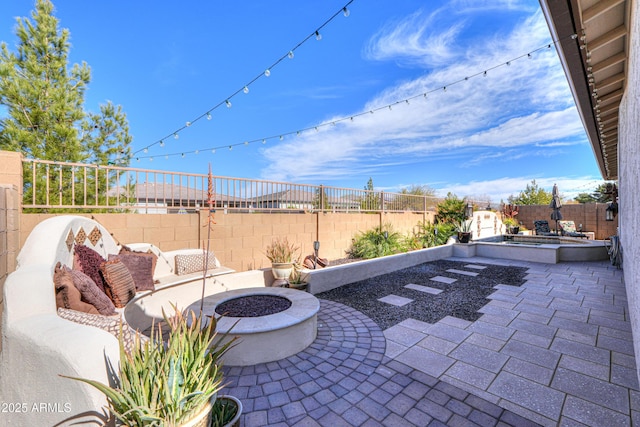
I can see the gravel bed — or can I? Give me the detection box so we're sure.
[317,259,528,330]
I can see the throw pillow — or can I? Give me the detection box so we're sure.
[62,265,116,316]
[100,258,137,308]
[109,253,155,292]
[119,245,158,277]
[57,308,148,354]
[53,263,100,315]
[174,252,217,275]
[74,244,108,294]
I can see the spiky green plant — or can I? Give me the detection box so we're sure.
[346,224,405,259]
[62,307,236,426]
[411,221,456,248]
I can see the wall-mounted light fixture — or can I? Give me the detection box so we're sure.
[605,202,618,221]
[465,203,474,218]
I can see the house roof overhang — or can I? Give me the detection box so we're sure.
[539,0,631,180]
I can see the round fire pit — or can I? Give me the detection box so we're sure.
[186,287,319,366]
[215,294,292,317]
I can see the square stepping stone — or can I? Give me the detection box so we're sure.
[447,269,479,277]
[378,294,413,307]
[405,283,443,295]
[464,264,487,270]
[431,276,457,284]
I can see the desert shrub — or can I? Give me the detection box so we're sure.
[346,224,405,259]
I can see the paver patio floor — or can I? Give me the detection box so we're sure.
[223,257,639,426]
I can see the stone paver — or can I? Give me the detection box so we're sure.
[222,258,637,427]
[447,268,479,276]
[378,294,413,307]
[404,283,442,294]
[430,275,457,284]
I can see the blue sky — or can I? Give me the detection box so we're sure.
[1,0,604,203]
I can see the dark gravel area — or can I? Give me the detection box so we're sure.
[214,295,292,317]
[317,259,528,330]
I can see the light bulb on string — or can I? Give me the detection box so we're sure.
[186,121,191,127]
[207,112,212,120]
[211,149,216,154]
[181,153,185,158]
[243,86,249,94]
[174,133,179,139]
[165,155,169,159]
[195,150,199,155]
[225,100,232,108]
[229,146,232,151]
[527,53,532,59]
[149,157,153,162]
[343,7,350,17]
[264,69,271,77]
[315,31,322,41]
[160,141,165,147]
[483,71,487,77]
[244,141,248,146]
[279,135,283,141]
[262,139,266,144]
[143,148,148,153]
[288,51,294,59]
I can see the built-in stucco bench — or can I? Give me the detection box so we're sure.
[0,215,245,426]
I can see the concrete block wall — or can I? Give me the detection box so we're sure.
[0,185,20,352]
[17,211,433,273]
[516,203,618,240]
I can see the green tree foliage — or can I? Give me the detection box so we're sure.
[435,192,467,225]
[574,182,615,203]
[312,186,330,210]
[0,0,132,210]
[360,177,380,211]
[396,184,437,211]
[507,180,553,205]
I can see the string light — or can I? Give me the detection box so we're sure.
[131,0,354,158]
[131,35,573,163]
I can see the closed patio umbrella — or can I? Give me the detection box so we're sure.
[550,183,562,234]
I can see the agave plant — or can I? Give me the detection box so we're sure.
[62,307,236,426]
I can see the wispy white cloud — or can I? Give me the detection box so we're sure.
[259,4,587,202]
[363,9,464,67]
[438,175,601,203]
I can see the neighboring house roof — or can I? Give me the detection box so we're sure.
[540,0,631,180]
[111,183,246,204]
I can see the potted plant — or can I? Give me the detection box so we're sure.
[265,237,300,286]
[211,395,243,427]
[502,217,520,234]
[62,307,237,427]
[455,220,473,243]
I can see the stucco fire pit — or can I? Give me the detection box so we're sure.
[186,287,320,366]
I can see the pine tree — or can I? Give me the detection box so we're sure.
[0,0,132,210]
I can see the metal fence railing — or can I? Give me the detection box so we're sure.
[21,158,448,214]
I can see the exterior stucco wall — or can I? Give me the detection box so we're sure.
[619,0,640,386]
